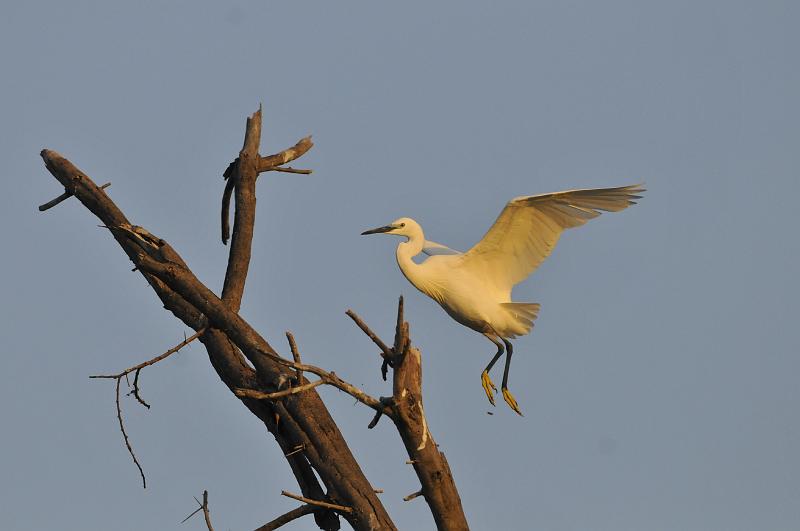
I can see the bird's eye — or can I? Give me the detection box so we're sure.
[400,223,405,227]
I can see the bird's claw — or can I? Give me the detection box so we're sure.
[502,387,523,416]
[481,371,497,406]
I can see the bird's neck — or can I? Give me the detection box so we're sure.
[396,235,425,291]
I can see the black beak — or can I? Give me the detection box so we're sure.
[361,225,395,235]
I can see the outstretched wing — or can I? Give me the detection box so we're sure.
[460,184,644,291]
[422,240,462,256]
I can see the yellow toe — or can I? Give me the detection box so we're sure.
[502,387,523,416]
[481,371,497,406]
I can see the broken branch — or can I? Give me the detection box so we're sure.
[38,181,110,211]
[280,491,352,514]
[254,504,317,531]
[234,379,324,400]
[268,166,312,175]
[181,490,214,531]
[257,136,314,173]
[285,332,303,384]
[345,309,393,360]
[403,490,423,502]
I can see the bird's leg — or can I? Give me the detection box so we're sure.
[481,336,504,406]
[500,339,523,416]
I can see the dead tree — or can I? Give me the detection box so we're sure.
[38,107,469,531]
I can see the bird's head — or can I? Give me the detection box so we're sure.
[361,217,421,239]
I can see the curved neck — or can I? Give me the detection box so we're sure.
[396,232,425,290]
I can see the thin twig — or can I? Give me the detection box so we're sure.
[129,368,150,409]
[345,309,393,359]
[93,330,205,488]
[268,166,312,175]
[280,490,352,514]
[217,336,391,417]
[38,181,110,211]
[115,378,146,488]
[283,444,305,458]
[403,490,423,502]
[181,490,214,530]
[234,380,324,400]
[180,506,203,524]
[254,504,317,531]
[90,328,205,379]
[289,362,389,415]
[285,332,303,383]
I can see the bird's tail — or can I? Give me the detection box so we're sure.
[500,302,541,337]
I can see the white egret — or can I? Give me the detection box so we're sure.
[362,184,644,415]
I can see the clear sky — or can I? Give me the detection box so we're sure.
[2,2,798,530]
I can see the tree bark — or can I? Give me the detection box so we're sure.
[38,108,469,530]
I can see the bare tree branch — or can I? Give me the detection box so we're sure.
[202,491,214,531]
[181,490,214,531]
[349,297,469,530]
[39,111,396,530]
[403,490,423,502]
[130,368,150,409]
[254,504,318,531]
[235,380,324,400]
[345,309,393,360]
[220,107,263,308]
[89,330,207,486]
[115,378,146,488]
[38,181,110,211]
[39,108,476,530]
[90,328,205,380]
[269,166,312,175]
[281,491,352,514]
[286,331,303,384]
[257,136,314,173]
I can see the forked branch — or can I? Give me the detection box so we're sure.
[39,107,472,530]
[347,298,469,530]
[39,109,396,531]
[89,329,205,487]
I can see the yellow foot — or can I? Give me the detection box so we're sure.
[481,371,497,406]
[502,387,524,416]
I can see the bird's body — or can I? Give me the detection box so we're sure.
[363,184,644,415]
[396,241,534,339]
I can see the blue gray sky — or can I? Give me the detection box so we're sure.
[2,2,798,530]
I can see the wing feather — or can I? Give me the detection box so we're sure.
[460,184,644,290]
[422,240,462,256]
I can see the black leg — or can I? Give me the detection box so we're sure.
[501,338,513,389]
[484,337,505,374]
[500,338,522,415]
[481,335,504,406]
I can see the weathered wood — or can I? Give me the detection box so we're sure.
[40,121,395,530]
[221,107,262,311]
[390,346,468,530]
[39,108,470,531]
[348,298,469,530]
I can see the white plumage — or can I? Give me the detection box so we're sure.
[362,184,644,414]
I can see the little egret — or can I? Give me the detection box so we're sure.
[362,184,644,415]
